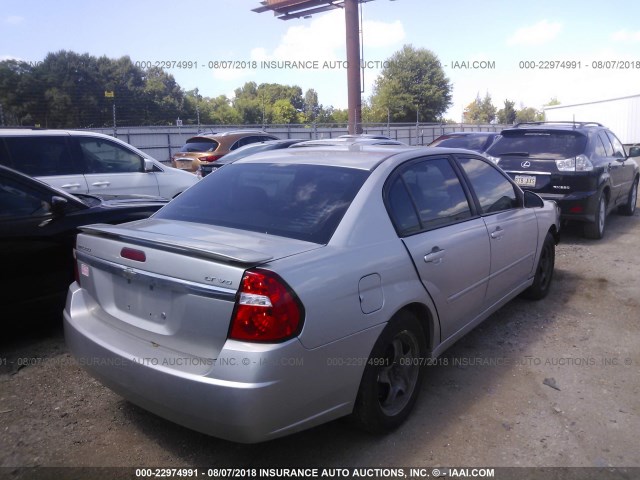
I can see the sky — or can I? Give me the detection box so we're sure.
[2,0,640,121]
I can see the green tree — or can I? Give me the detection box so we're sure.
[370,45,452,123]
[516,106,543,123]
[463,92,496,124]
[272,99,301,124]
[232,81,305,124]
[303,88,320,122]
[203,95,242,125]
[497,99,517,124]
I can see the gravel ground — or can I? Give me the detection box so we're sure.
[1,208,639,478]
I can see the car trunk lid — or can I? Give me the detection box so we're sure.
[74,219,321,362]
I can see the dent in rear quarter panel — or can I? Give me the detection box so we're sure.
[530,201,561,271]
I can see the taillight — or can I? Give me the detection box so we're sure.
[229,269,304,342]
[200,154,222,163]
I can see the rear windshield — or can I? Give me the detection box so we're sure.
[486,131,587,159]
[216,142,276,164]
[180,138,218,153]
[155,163,369,244]
[431,134,491,151]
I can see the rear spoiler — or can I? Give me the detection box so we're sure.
[79,224,273,265]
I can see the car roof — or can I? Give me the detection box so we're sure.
[502,121,606,133]
[231,144,476,171]
[338,134,391,140]
[292,137,405,147]
[0,128,115,139]
[435,131,496,137]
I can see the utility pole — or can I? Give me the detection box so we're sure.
[345,0,362,134]
[415,104,419,146]
[253,0,369,135]
[0,103,4,126]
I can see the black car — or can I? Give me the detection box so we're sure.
[485,122,640,239]
[0,165,168,319]
[428,132,499,152]
[197,139,305,178]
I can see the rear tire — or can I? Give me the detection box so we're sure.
[584,193,607,239]
[523,232,555,300]
[351,311,426,433]
[619,178,638,216]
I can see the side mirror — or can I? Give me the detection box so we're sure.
[50,196,68,216]
[143,159,154,172]
[628,146,640,158]
[524,190,544,208]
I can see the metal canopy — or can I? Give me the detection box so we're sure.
[253,0,373,20]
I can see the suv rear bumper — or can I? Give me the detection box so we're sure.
[539,190,599,223]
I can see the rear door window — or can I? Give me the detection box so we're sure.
[598,132,614,157]
[386,157,472,235]
[2,136,80,176]
[605,131,626,158]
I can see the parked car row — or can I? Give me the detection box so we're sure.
[187,131,407,177]
[4,122,636,444]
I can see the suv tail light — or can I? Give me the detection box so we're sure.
[556,154,593,172]
[229,269,304,342]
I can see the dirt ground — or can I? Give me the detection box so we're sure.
[1,208,639,477]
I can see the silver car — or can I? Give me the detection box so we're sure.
[64,145,560,443]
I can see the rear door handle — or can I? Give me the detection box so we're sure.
[490,226,504,240]
[91,181,111,187]
[424,246,445,264]
[61,183,81,189]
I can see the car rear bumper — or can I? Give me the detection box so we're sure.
[539,190,599,223]
[63,283,373,443]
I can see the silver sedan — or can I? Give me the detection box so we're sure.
[64,145,560,443]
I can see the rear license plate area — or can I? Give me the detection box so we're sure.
[113,275,173,324]
[514,175,536,187]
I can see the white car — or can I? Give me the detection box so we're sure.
[0,129,198,198]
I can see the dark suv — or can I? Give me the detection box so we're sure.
[485,122,640,239]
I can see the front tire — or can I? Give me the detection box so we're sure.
[619,178,638,216]
[523,231,555,300]
[584,193,607,239]
[351,311,427,433]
